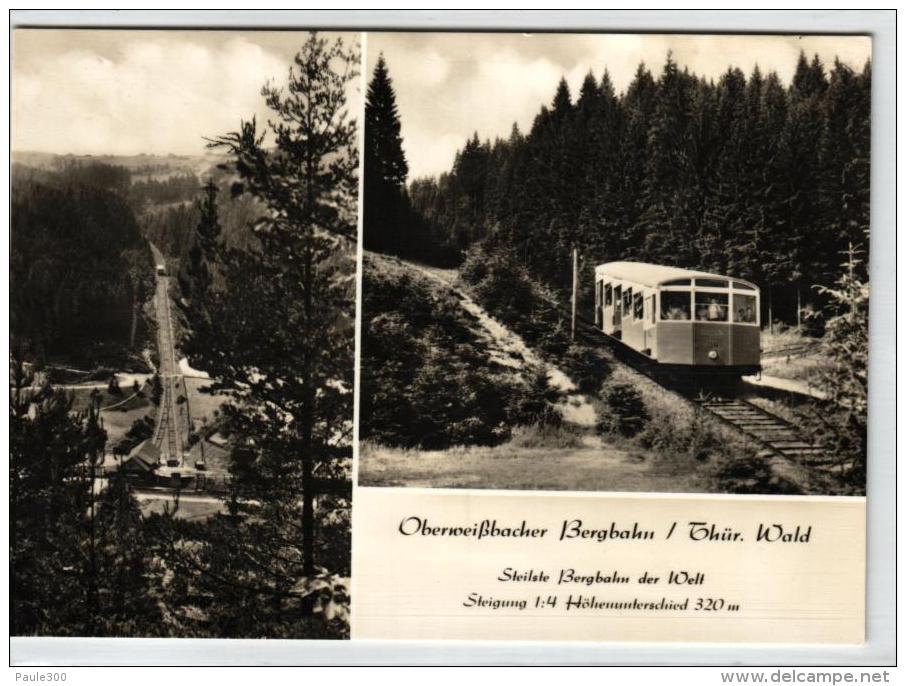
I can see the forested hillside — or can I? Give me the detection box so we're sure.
[10,164,152,365]
[368,52,871,324]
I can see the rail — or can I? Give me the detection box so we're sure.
[571,312,832,469]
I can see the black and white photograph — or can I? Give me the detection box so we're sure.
[7,9,895,671]
[358,32,871,497]
[11,29,359,639]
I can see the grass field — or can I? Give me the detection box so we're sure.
[67,385,154,448]
[359,444,712,493]
[137,493,223,520]
[358,438,717,493]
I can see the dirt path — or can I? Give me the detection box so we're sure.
[406,262,597,428]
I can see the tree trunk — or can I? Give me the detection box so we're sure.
[129,291,138,349]
[301,148,315,581]
[301,242,315,579]
[87,446,98,634]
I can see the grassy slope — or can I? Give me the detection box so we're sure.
[69,385,154,449]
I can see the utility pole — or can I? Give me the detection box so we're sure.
[796,287,802,331]
[847,242,856,323]
[571,247,578,342]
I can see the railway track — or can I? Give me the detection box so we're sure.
[761,341,820,359]
[690,396,831,467]
[151,268,184,466]
[570,312,833,469]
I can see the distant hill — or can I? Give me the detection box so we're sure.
[11,151,230,182]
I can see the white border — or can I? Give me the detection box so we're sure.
[350,28,367,645]
[7,9,896,667]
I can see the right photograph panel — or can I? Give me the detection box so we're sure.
[358,32,871,498]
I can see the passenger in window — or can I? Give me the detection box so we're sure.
[737,304,751,322]
[707,297,722,321]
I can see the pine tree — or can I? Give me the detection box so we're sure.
[809,242,869,485]
[185,32,357,627]
[819,59,871,272]
[612,63,656,259]
[364,54,409,254]
[700,67,747,272]
[10,358,161,636]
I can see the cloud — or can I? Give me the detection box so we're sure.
[12,31,358,156]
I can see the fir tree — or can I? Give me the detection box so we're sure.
[364,54,409,254]
[183,178,222,302]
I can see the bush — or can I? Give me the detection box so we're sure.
[716,453,801,495]
[598,381,648,437]
[151,373,163,406]
[561,344,612,394]
[506,366,563,427]
[127,415,154,440]
[114,414,155,455]
[107,375,123,396]
[361,257,559,450]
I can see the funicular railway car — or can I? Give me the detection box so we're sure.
[594,262,761,377]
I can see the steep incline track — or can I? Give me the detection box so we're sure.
[149,245,184,466]
[692,397,830,466]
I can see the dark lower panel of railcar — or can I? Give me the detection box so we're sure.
[596,328,761,389]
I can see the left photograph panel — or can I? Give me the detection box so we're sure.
[11,29,360,639]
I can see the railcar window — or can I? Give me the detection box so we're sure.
[695,292,729,321]
[733,294,757,323]
[633,292,644,320]
[651,295,657,323]
[604,283,612,306]
[622,287,633,314]
[695,278,729,289]
[733,281,756,291]
[660,291,691,320]
[662,279,691,286]
[595,281,602,307]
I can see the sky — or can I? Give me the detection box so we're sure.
[12,30,360,156]
[366,33,872,179]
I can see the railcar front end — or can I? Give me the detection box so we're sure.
[594,263,761,377]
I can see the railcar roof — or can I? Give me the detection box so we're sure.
[595,261,756,289]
